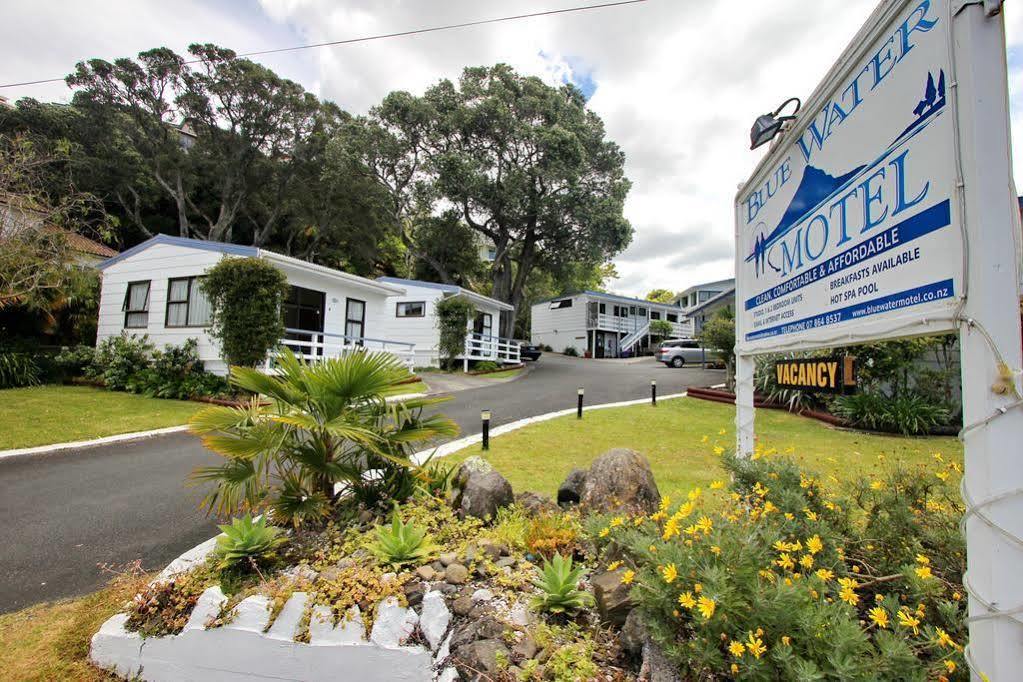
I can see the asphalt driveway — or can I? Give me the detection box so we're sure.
[0,354,722,612]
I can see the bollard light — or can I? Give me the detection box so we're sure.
[651,379,657,406]
[481,409,491,450]
[577,388,584,419]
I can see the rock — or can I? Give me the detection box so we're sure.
[431,560,446,572]
[282,564,318,582]
[445,563,469,585]
[580,449,661,514]
[455,457,514,520]
[453,639,510,678]
[416,565,438,582]
[482,543,507,561]
[592,570,635,626]
[621,609,649,658]
[369,597,419,648]
[449,615,506,651]
[435,632,452,666]
[494,557,516,569]
[506,601,531,628]
[435,583,459,596]
[557,468,588,506]
[358,509,374,524]
[511,635,538,661]
[470,588,494,603]
[404,581,426,607]
[640,639,683,682]
[452,595,474,616]
[436,667,459,682]
[318,566,343,583]
[439,552,459,567]
[516,491,557,516]
[420,590,452,651]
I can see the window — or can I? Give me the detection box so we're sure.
[283,286,325,332]
[486,247,497,261]
[617,306,628,318]
[346,298,366,343]
[123,281,151,328]
[474,312,493,337]
[629,306,636,315]
[549,299,573,310]
[638,307,647,318]
[650,311,661,320]
[599,303,606,314]
[165,276,211,327]
[667,313,679,322]
[396,301,426,318]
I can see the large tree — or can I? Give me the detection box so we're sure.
[344,65,633,336]
[66,44,321,242]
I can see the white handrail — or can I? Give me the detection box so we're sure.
[462,331,521,364]
[265,328,417,373]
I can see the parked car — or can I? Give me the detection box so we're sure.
[657,339,710,368]
[518,341,542,361]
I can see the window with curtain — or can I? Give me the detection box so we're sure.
[165,276,211,327]
[396,301,426,317]
[123,281,151,328]
[346,298,366,344]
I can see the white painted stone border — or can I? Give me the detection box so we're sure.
[0,425,191,460]
[412,392,688,463]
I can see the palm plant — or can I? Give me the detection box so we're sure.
[190,348,458,527]
[531,553,595,615]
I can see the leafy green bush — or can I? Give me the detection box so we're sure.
[54,344,96,377]
[0,350,43,388]
[530,553,594,615]
[92,333,154,390]
[597,451,966,680]
[201,257,290,367]
[754,354,826,413]
[473,360,501,372]
[190,349,458,527]
[698,307,735,389]
[832,391,952,435]
[368,514,438,568]
[649,319,673,340]
[213,513,285,570]
[436,295,476,369]
[562,346,579,357]
[127,339,229,399]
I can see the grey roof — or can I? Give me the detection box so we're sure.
[533,290,682,310]
[377,277,513,311]
[97,234,256,270]
[684,287,735,315]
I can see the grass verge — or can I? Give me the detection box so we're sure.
[0,385,201,450]
[0,570,148,681]
[443,397,962,498]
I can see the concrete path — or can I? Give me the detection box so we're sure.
[0,354,721,613]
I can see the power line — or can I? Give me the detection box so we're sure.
[0,0,649,90]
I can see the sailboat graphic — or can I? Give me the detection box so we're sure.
[746,68,948,278]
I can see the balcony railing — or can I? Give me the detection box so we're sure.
[265,328,417,373]
[592,313,691,338]
[462,332,521,365]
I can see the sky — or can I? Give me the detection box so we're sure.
[2,0,1023,298]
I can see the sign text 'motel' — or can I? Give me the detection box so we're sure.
[774,357,856,393]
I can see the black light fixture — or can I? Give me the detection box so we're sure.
[749,97,801,150]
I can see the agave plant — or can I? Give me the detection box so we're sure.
[530,553,595,615]
[213,513,285,570]
[190,348,459,527]
[368,513,439,568]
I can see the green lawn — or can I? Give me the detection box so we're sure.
[444,397,962,499]
[478,368,523,380]
[0,386,202,450]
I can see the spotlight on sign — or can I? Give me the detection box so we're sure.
[749,97,801,150]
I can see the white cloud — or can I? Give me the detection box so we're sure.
[3,0,1022,297]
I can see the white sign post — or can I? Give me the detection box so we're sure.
[733,0,1023,678]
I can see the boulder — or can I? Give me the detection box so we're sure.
[420,590,452,651]
[580,449,660,514]
[557,468,587,506]
[448,614,506,651]
[640,640,683,682]
[444,563,469,585]
[454,639,510,679]
[454,457,514,520]
[591,570,635,626]
[516,491,557,516]
[620,608,649,659]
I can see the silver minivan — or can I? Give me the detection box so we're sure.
[657,339,711,368]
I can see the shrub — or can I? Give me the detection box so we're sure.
[127,339,229,399]
[698,307,735,389]
[0,349,43,388]
[530,553,594,615]
[649,319,673,340]
[213,514,285,571]
[542,344,553,352]
[54,344,96,378]
[754,354,826,413]
[368,514,438,568]
[832,391,951,435]
[562,346,579,357]
[474,360,501,372]
[201,257,290,367]
[92,333,154,390]
[190,349,458,527]
[599,452,966,681]
[526,512,581,559]
[436,295,476,369]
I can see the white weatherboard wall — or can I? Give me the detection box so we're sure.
[530,294,587,353]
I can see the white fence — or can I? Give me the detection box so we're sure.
[462,332,521,365]
[266,328,417,373]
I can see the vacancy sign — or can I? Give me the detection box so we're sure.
[735,0,961,352]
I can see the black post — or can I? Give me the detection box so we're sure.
[481,410,491,450]
[577,388,584,419]
[651,380,657,406]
